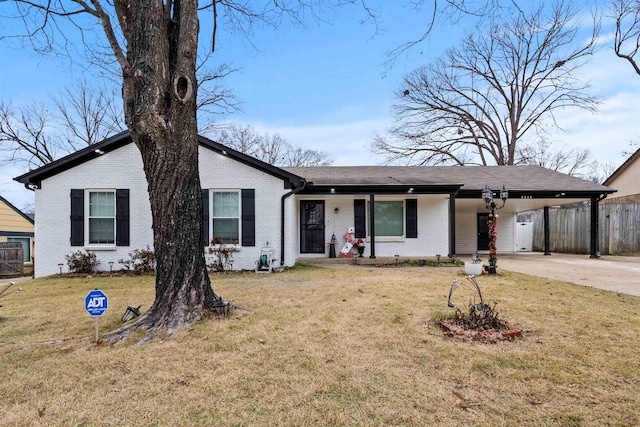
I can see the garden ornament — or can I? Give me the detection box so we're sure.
[447,275,484,311]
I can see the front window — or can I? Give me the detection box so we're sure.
[212,191,239,244]
[89,191,115,244]
[7,237,30,263]
[367,200,404,238]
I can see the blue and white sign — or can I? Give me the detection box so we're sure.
[85,289,108,317]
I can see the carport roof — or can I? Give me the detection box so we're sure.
[284,165,615,198]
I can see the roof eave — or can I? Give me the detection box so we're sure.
[299,184,463,195]
[456,189,616,200]
[14,130,131,190]
[13,131,306,190]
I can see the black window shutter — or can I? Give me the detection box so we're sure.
[354,199,366,238]
[406,199,418,238]
[116,189,130,246]
[241,189,255,247]
[70,189,84,246]
[202,189,209,246]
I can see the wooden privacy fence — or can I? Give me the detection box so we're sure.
[519,203,640,255]
[0,242,23,277]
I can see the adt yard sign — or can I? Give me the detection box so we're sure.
[85,289,108,317]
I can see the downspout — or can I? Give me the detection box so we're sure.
[280,180,307,266]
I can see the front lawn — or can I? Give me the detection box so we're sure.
[1,267,638,426]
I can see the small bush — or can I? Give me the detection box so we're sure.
[119,246,156,274]
[65,250,99,274]
[207,237,234,272]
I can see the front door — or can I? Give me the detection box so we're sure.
[300,200,325,253]
[477,213,491,251]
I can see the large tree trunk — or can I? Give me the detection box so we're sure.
[107,0,220,342]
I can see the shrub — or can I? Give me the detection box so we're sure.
[207,237,234,272]
[119,246,156,274]
[65,250,99,274]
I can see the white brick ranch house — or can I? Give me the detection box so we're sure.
[15,132,614,277]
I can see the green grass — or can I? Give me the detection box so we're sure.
[1,267,639,426]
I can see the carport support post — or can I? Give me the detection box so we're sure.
[590,196,600,258]
[543,206,551,255]
[369,193,376,259]
[448,194,456,258]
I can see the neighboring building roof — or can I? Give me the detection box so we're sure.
[603,148,640,186]
[0,195,34,226]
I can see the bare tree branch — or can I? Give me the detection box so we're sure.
[53,78,125,147]
[611,0,640,75]
[0,100,59,167]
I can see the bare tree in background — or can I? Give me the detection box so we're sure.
[0,100,59,167]
[611,0,640,75]
[53,79,124,148]
[213,124,263,158]
[374,1,599,166]
[212,124,333,166]
[284,145,334,167]
[0,80,124,167]
[516,138,595,176]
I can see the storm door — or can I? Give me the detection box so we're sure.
[477,213,491,251]
[300,201,325,253]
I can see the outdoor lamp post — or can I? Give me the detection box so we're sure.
[481,185,508,274]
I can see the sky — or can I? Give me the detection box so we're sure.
[1,0,639,211]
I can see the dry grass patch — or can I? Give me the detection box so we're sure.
[1,266,639,426]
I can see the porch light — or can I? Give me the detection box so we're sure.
[482,185,508,211]
[334,207,339,214]
[481,185,508,274]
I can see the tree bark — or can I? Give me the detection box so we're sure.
[107,0,220,342]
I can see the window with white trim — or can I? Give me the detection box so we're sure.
[367,200,405,238]
[88,191,115,244]
[7,237,31,263]
[211,191,240,244]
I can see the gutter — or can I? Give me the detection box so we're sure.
[280,180,307,266]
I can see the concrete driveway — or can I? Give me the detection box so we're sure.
[497,253,640,296]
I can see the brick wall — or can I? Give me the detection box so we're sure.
[34,143,291,277]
